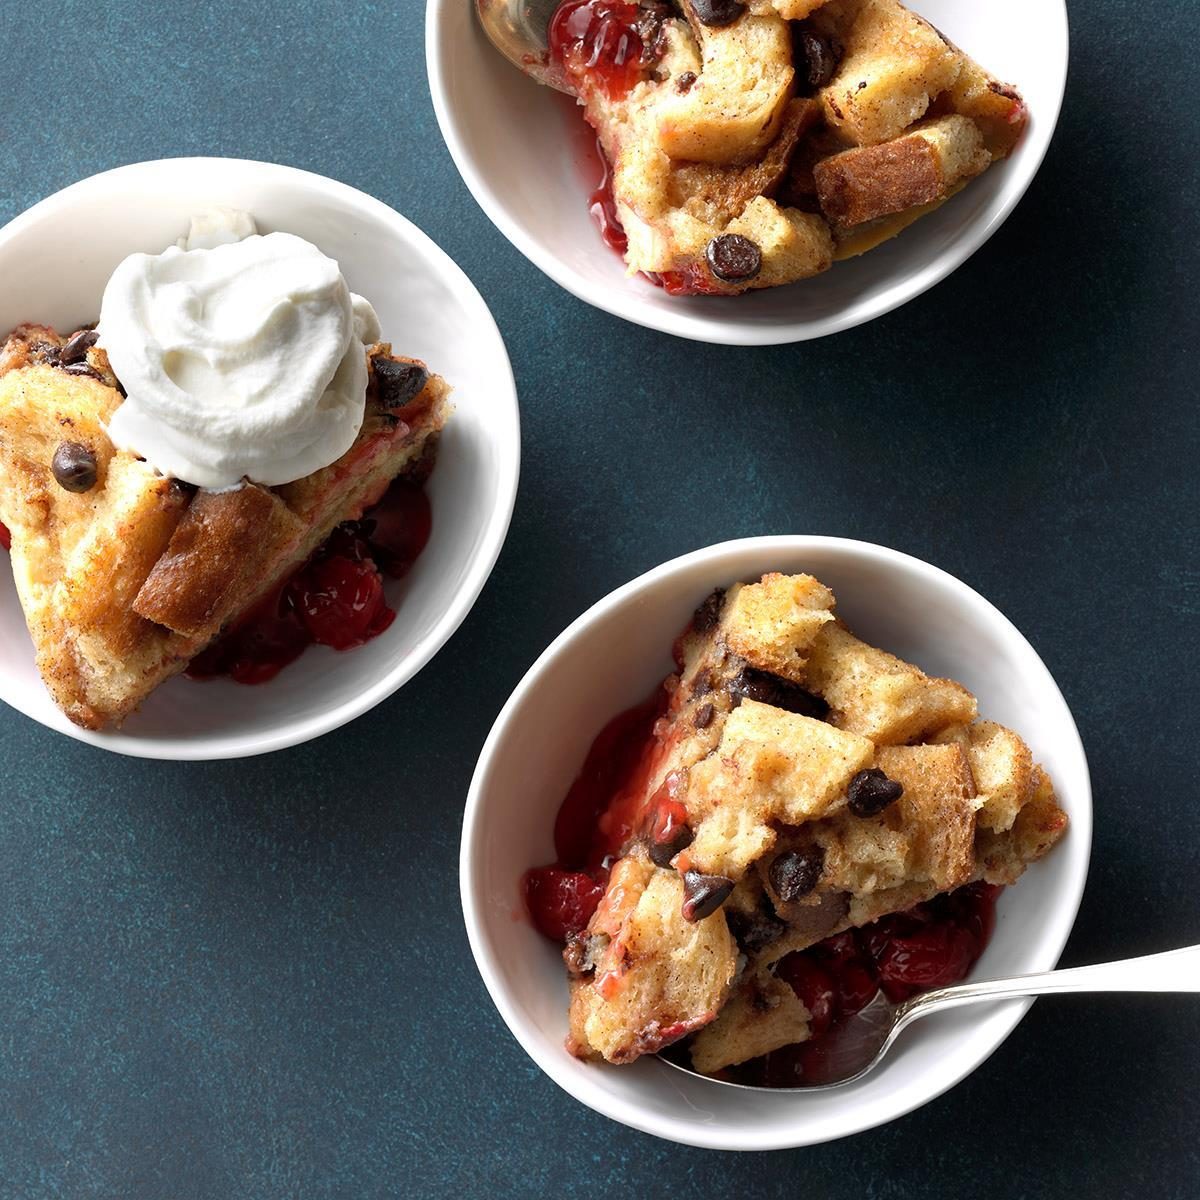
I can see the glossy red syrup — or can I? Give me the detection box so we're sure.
[583,139,726,297]
[522,691,666,941]
[524,694,1004,1086]
[0,521,9,551]
[549,0,648,100]
[186,478,431,686]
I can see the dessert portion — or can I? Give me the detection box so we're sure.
[544,0,1026,294]
[524,573,1067,1084]
[0,210,450,729]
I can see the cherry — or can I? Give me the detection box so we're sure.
[295,554,393,650]
[524,867,607,943]
[549,0,648,99]
[775,953,837,1037]
[873,922,981,1003]
[364,478,432,579]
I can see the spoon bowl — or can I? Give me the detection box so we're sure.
[657,944,1200,1091]
[474,0,570,91]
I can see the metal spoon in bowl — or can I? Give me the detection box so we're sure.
[475,0,574,92]
[659,943,1200,1091]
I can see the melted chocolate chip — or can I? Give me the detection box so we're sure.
[681,870,734,922]
[563,933,590,977]
[59,360,100,379]
[691,587,726,633]
[691,0,745,28]
[706,233,762,283]
[58,328,99,365]
[847,768,904,818]
[51,441,97,493]
[694,702,714,730]
[726,899,786,954]
[675,70,697,94]
[727,666,828,719]
[769,847,824,902]
[794,26,841,93]
[374,358,429,409]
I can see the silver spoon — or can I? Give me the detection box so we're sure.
[475,0,574,92]
[660,942,1200,1090]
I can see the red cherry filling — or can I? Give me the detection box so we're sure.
[550,0,650,100]
[0,521,9,551]
[186,474,429,685]
[524,866,607,942]
[296,550,392,650]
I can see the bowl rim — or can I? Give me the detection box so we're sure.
[461,534,1093,1149]
[426,0,1070,346]
[0,156,521,761]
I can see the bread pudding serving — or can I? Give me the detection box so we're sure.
[0,211,450,730]
[540,0,1026,294]
[523,573,1067,1084]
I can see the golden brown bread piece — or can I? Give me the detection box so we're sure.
[0,325,451,729]
[813,114,989,227]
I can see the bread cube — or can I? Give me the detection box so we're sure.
[813,114,988,226]
[817,0,962,146]
[721,572,836,682]
[656,7,795,164]
[568,859,738,1063]
[804,622,977,743]
[976,766,1069,885]
[690,972,810,1073]
[947,57,1026,158]
[934,719,1034,833]
[748,0,830,17]
[815,742,975,894]
[724,196,835,286]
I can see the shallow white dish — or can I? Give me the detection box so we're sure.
[0,158,520,760]
[428,0,1069,345]
[462,536,1091,1149]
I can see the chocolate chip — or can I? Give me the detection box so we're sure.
[563,933,589,977]
[51,442,98,493]
[675,70,697,94]
[727,666,828,719]
[650,829,692,868]
[681,870,734,922]
[726,899,786,954]
[706,234,762,283]
[647,798,694,867]
[694,702,714,730]
[794,26,840,93]
[373,358,429,409]
[58,329,99,365]
[28,340,61,364]
[769,848,824,902]
[691,0,744,27]
[847,768,904,818]
[60,361,100,379]
[691,587,726,633]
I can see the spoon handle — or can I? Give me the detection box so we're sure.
[898,943,1200,1027]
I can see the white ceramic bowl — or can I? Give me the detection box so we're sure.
[428,0,1068,345]
[0,158,520,760]
[462,536,1091,1149]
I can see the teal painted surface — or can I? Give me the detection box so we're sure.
[0,1,1198,1196]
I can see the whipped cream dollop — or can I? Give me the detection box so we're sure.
[99,210,381,489]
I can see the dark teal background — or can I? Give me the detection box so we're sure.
[1,1,1198,1196]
